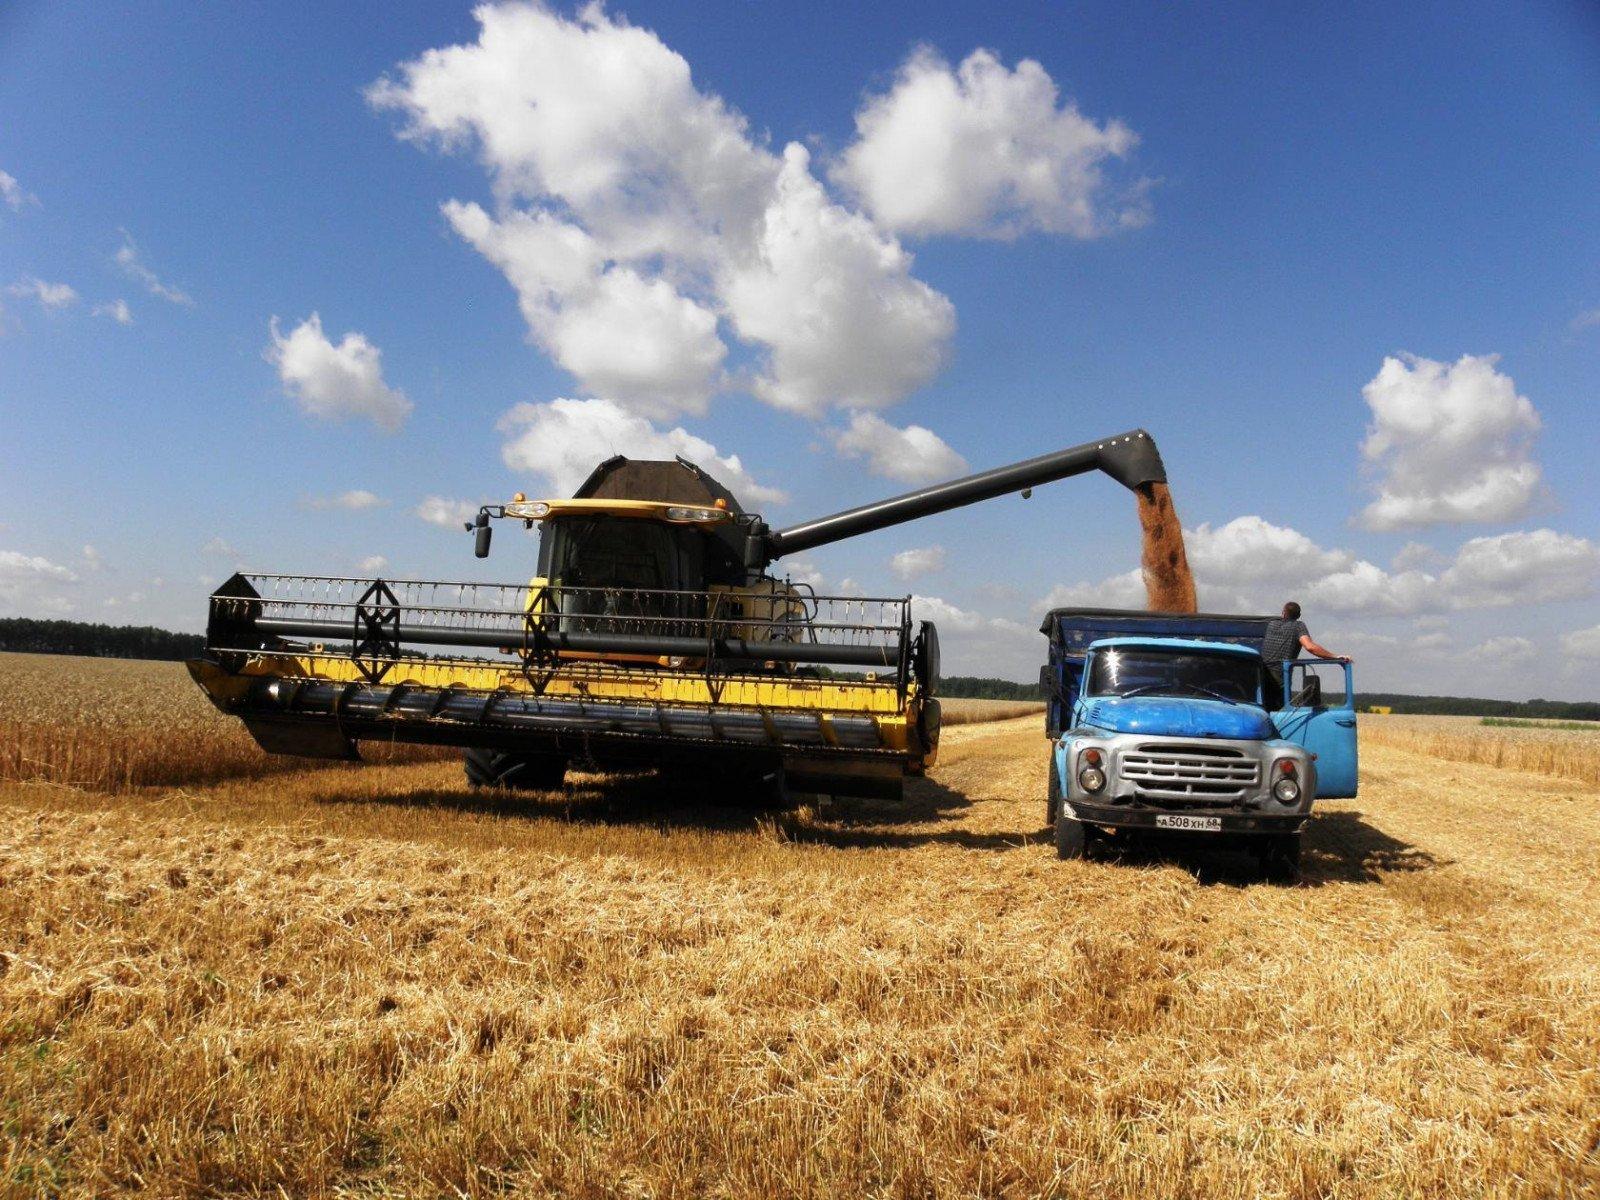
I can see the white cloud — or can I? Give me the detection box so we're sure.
[497,396,784,505]
[1041,568,1147,611]
[1392,541,1444,572]
[1470,635,1537,667]
[0,169,38,211]
[1561,626,1600,659]
[890,545,946,579]
[356,555,389,573]
[201,536,237,557]
[1044,516,1599,618]
[719,144,954,415]
[7,277,77,310]
[81,545,103,572]
[303,489,387,511]
[444,201,724,418]
[1569,308,1600,333]
[1358,353,1542,530]
[833,46,1144,239]
[833,411,967,483]
[415,496,479,529]
[372,3,956,418]
[910,593,1036,678]
[0,550,79,616]
[782,560,825,589]
[1439,528,1598,609]
[266,314,413,432]
[114,231,193,306]
[91,298,133,325]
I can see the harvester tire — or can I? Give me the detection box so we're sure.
[1054,815,1088,861]
[463,748,568,792]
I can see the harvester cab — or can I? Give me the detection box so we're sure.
[190,429,1175,802]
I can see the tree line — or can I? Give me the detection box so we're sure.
[0,618,204,661]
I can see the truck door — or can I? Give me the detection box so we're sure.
[1271,661,1358,798]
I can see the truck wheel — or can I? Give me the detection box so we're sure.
[463,748,567,792]
[1261,833,1301,883]
[1054,815,1088,861]
[1046,759,1063,828]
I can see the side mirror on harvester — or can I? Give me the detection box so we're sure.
[472,511,492,559]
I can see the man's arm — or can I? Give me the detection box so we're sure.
[1299,633,1350,662]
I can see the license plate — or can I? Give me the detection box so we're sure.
[1155,814,1222,832]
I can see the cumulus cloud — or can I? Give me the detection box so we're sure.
[0,550,79,615]
[0,169,38,211]
[720,144,954,414]
[1569,308,1600,333]
[7,277,77,310]
[833,411,967,483]
[266,314,413,432]
[356,555,389,573]
[114,231,193,306]
[201,536,238,557]
[910,593,1036,678]
[497,397,784,504]
[415,496,480,529]
[1561,626,1600,659]
[371,2,956,418]
[1358,353,1542,530]
[834,46,1144,239]
[890,545,946,580]
[1470,635,1537,667]
[1044,515,1599,618]
[91,298,133,325]
[303,489,387,511]
[444,201,724,418]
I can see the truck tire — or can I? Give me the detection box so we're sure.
[1261,833,1301,883]
[1046,759,1063,828]
[463,748,567,792]
[1054,815,1088,861]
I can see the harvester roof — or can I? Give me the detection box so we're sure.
[573,456,745,512]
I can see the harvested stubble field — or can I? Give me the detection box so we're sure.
[2,664,1597,1198]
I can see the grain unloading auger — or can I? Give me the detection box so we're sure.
[189,429,1170,799]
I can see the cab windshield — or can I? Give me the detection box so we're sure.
[1087,647,1261,704]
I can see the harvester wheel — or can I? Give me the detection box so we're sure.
[463,748,568,792]
[1054,815,1088,861]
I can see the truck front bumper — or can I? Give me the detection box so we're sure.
[1063,799,1307,836]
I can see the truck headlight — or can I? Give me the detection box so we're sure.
[1272,777,1301,803]
[1078,766,1106,793]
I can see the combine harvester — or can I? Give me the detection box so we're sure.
[190,430,1177,801]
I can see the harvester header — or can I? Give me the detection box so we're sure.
[190,427,1177,801]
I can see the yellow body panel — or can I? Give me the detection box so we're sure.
[198,652,922,756]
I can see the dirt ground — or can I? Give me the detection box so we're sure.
[2,716,1597,1197]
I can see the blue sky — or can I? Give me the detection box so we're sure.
[2,1,1597,696]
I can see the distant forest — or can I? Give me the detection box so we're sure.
[0,617,203,661]
[3,618,1595,719]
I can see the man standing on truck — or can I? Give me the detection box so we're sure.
[1262,601,1348,707]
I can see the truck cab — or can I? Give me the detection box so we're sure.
[1040,608,1359,879]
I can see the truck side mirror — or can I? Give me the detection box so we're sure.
[1038,664,1054,697]
[473,513,492,559]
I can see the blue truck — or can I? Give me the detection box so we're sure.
[1040,608,1359,879]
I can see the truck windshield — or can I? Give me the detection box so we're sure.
[1087,648,1261,703]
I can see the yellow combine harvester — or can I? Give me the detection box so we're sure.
[190,430,1169,800]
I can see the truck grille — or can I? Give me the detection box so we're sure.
[1121,743,1260,805]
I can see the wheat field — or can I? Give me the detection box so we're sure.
[2,659,1598,1198]
[1362,712,1600,787]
